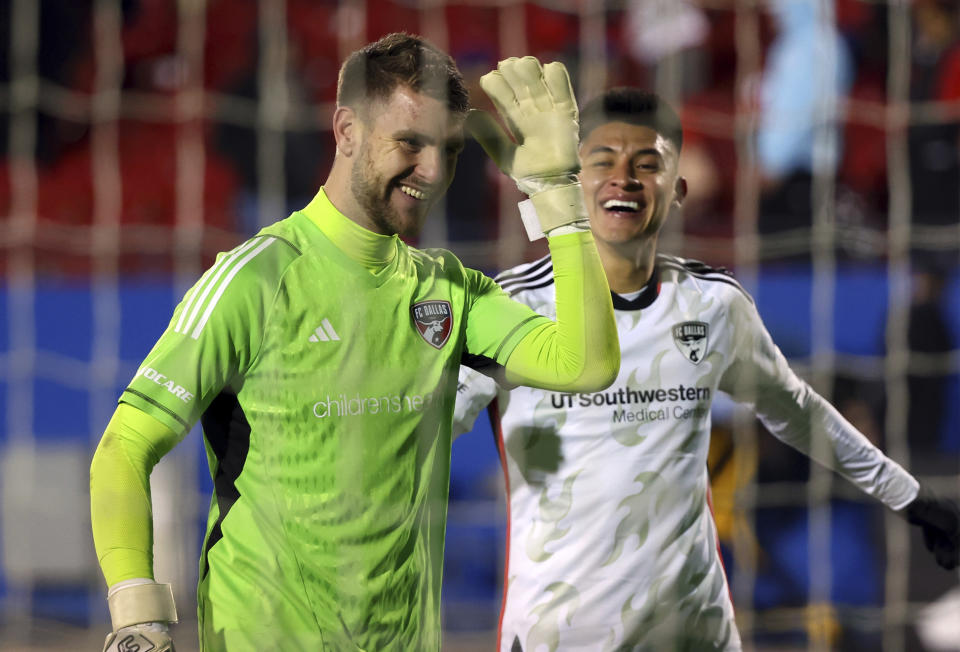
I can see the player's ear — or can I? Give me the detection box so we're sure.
[333,105,360,157]
[674,177,688,207]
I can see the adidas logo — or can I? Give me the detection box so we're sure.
[308,318,340,342]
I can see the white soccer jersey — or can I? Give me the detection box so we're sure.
[454,253,919,652]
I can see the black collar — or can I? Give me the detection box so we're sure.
[611,265,660,311]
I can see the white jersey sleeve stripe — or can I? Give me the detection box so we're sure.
[175,239,262,334]
[175,263,219,334]
[190,237,277,339]
[175,237,265,335]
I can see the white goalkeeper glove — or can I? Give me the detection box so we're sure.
[102,579,178,652]
[467,56,588,240]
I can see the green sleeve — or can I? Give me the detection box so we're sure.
[90,403,183,586]
[503,231,620,391]
[92,235,296,587]
[462,267,554,368]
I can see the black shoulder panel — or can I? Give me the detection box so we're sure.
[657,254,753,303]
[496,255,555,296]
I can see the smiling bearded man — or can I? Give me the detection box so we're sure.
[90,35,621,651]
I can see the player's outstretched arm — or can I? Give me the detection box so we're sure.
[469,57,619,392]
[502,234,618,391]
[91,402,182,650]
[720,292,958,570]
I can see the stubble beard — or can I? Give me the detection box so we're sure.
[350,142,422,238]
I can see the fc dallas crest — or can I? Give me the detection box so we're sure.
[411,300,453,349]
[672,321,708,364]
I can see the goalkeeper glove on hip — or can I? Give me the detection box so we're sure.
[102,579,178,652]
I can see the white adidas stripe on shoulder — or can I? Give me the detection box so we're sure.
[174,236,277,339]
[174,238,260,335]
[190,237,277,339]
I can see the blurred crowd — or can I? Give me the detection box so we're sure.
[1,0,958,274]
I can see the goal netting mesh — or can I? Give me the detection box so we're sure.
[1,0,958,650]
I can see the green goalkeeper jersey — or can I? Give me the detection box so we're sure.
[119,189,549,650]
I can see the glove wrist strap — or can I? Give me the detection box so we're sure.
[518,184,589,241]
[108,582,178,630]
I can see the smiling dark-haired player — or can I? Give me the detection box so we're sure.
[455,87,960,651]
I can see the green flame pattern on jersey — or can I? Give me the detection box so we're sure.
[526,581,580,652]
[602,471,667,567]
[454,252,919,652]
[524,470,580,563]
[614,352,667,447]
[618,576,669,647]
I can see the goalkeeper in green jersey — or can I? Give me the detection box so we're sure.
[90,34,620,651]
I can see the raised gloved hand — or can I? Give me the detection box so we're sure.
[102,579,178,652]
[467,56,588,239]
[904,485,960,570]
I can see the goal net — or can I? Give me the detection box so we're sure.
[1,1,958,650]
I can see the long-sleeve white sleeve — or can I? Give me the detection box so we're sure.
[453,366,500,439]
[719,292,919,511]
